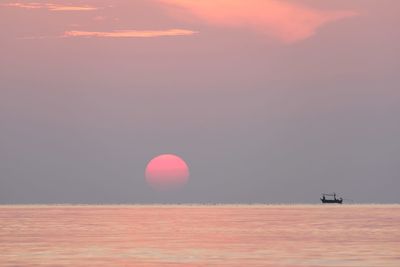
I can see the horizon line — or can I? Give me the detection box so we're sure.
[1,203,399,207]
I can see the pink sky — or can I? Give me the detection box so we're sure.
[160,0,358,43]
[2,0,358,42]
[0,0,399,203]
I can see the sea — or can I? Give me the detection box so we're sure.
[0,205,399,267]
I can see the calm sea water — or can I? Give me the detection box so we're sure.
[0,205,399,267]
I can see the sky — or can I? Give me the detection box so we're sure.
[0,0,399,204]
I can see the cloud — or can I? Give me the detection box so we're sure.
[2,2,97,11]
[160,0,358,43]
[63,29,197,38]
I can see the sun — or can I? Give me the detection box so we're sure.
[145,154,189,191]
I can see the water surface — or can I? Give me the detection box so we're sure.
[1,205,399,266]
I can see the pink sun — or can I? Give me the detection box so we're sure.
[145,154,189,191]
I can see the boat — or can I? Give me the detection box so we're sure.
[320,193,343,204]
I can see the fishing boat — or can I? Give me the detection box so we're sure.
[320,193,343,204]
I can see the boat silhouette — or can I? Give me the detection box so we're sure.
[321,193,343,204]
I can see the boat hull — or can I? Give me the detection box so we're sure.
[321,198,343,204]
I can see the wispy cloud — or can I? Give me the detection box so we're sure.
[2,2,97,11]
[161,0,358,43]
[63,29,197,38]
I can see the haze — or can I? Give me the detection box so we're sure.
[0,0,399,204]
